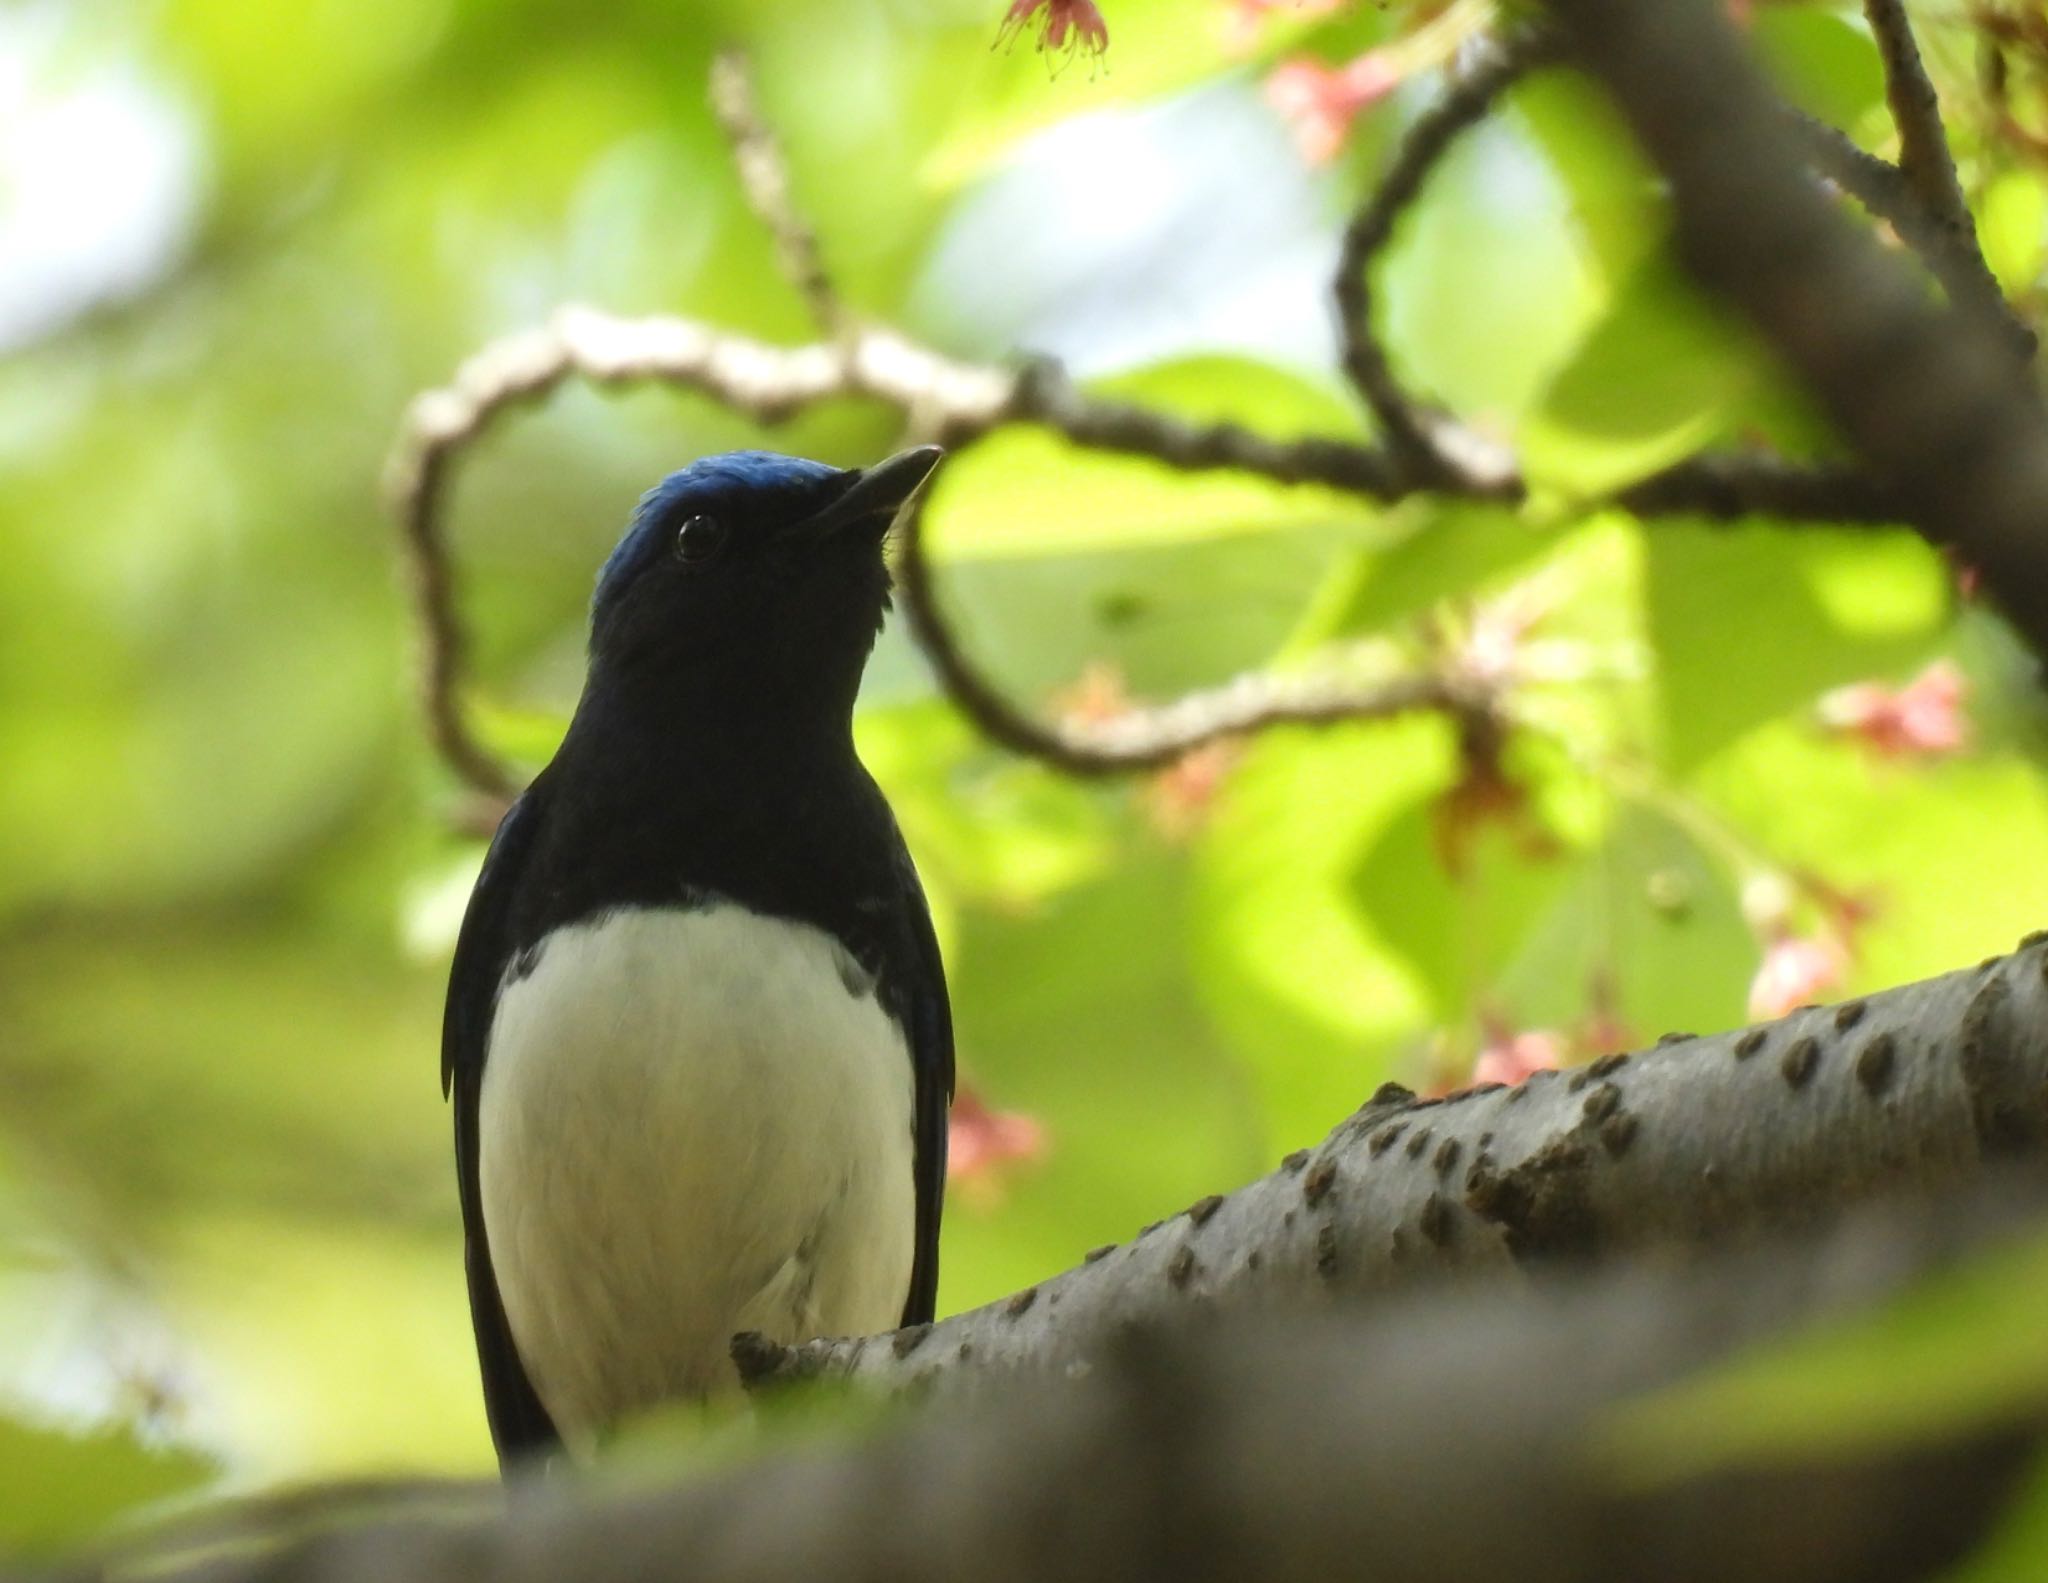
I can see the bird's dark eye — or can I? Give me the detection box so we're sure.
[673,514,728,566]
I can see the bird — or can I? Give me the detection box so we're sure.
[440,446,954,1470]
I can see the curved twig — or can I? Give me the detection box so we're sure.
[381,309,1011,799]
[385,40,1940,808]
[1332,29,1560,494]
[890,460,1476,776]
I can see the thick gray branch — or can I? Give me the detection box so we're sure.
[135,1196,2039,1583]
[740,939,2048,1396]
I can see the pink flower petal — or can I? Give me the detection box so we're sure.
[1748,934,1847,1020]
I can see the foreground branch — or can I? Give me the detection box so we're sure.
[142,1194,2041,1583]
[740,936,2048,1395]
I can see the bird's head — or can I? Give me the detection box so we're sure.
[585,445,942,725]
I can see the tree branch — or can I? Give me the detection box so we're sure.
[890,464,1484,775]
[1864,0,1972,236]
[383,38,1962,809]
[123,1192,2042,1583]
[1542,0,2048,664]
[1332,29,1556,494]
[708,50,846,337]
[737,937,2048,1394]
[1792,110,2035,359]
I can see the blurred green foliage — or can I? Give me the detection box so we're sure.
[5,0,2048,1567]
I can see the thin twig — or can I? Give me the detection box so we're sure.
[384,307,1906,801]
[709,49,845,336]
[385,42,1936,808]
[890,464,1477,776]
[1859,0,2032,355]
[1794,111,2036,358]
[1008,360,1407,495]
[1865,0,1970,227]
[1332,29,1559,494]
[1619,447,1898,523]
[381,308,1010,799]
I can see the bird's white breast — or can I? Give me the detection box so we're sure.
[477,902,915,1450]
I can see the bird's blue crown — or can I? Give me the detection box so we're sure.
[593,451,844,619]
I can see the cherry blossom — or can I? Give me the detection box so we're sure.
[1144,740,1240,839]
[1817,659,1971,761]
[1471,1024,1565,1088]
[1747,932,1849,1020]
[1264,52,1402,162]
[948,1083,1049,1206]
[996,0,1108,63]
[1052,658,1131,727]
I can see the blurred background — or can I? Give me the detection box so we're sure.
[5,0,2048,1548]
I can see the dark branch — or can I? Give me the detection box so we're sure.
[1864,0,1971,232]
[892,463,1480,775]
[1793,110,2036,360]
[384,40,1953,806]
[1617,447,1898,524]
[1544,0,2048,663]
[1332,30,1557,494]
[1007,359,1403,494]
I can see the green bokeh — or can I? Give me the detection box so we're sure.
[4,0,2047,1566]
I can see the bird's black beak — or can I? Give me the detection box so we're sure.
[797,446,944,540]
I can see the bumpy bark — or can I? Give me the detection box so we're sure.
[736,939,2048,1396]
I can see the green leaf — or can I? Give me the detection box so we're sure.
[1752,6,1885,132]
[1521,263,1754,497]
[1378,109,1605,423]
[1296,501,1560,646]
[1646,524,1948,772]
[857,700,1115,910]
[941,851,1267,1307]
[1689,715,2048,995]
[1191,721,1448,1146]
[1510,70,1662,281]
[0,1411,214,1557]
[1979,171,2047,295]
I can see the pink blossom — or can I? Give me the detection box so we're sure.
[1818,659,1971,761]
[948,1084,1049,1205]
[1471,1026,1565,1088]
[1747,933,1848,1020]
[1144,740,1240,839]
[1264,52,1403,162]
[996,0,1108,61]
[1052,659,1130,728]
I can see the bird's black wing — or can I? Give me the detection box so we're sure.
[884,822,955,1328]
[442,782,559,1469]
